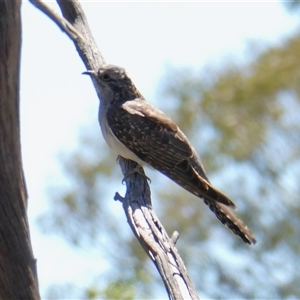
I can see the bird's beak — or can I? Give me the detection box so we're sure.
[82,70,96,76]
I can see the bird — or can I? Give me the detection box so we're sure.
[83,64,256,245]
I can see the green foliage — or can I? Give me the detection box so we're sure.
[85,280,136,300]
[41,31,300,298]
[160,32,300,298]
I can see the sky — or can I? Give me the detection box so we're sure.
[20,1,300,297]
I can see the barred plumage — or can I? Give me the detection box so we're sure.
[84,64,256,244]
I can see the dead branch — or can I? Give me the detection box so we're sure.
[29,1,199,298]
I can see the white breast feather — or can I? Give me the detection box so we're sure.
[99,112,146,166]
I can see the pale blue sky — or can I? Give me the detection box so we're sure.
[20,1,299,297]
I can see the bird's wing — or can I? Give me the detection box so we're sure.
[107,99,235,208]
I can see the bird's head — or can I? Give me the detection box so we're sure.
[83,64,142,103]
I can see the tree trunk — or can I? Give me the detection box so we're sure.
[0,1,40,299]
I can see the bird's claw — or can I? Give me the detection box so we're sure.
[122,166,151,184]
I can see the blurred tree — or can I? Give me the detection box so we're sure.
[283,0,300,12]
[39,29,300,300]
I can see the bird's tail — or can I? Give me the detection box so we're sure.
[204,199,256,244]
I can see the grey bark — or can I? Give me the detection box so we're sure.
[0,1,40,299]
[30,0,200,298]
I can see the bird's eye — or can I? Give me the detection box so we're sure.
[101,73,110,81]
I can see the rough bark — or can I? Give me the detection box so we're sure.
[116,159,199,300]
[30,0,199,298]
[0,1,40,299]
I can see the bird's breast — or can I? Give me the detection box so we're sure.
[99,110,146,166]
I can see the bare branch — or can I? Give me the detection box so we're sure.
[118,159,199,300]
[30,0,199,298]
[171,231,180,245]
[29,0,86,45]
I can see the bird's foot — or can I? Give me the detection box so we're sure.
[122,165,151,184]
